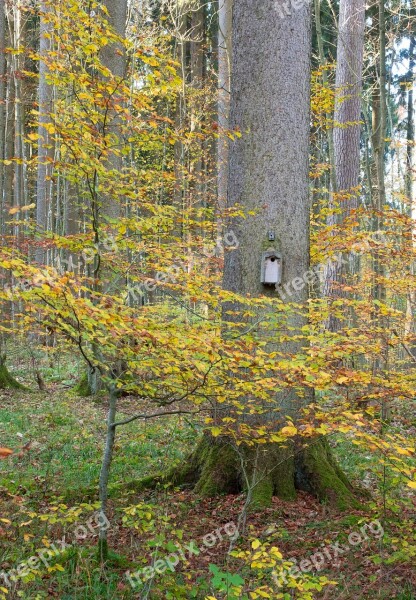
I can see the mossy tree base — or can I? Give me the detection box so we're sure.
[73,373,93,397]
[166,435,362,511]
[0,356,28,390]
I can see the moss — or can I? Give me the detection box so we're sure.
[194,437,240,496]
[73,373,92,397]
[299,438,363,511]
[250,476,274,509]
[270,445,297,501]
[126,434,358,513]
[124,436,241,498]
[0,358,28,390]
[122,473,167,493]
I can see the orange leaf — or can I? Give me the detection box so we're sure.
[0,448,13,458]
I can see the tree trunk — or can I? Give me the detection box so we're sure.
[98,385,118,561]
[323,0,365,328]
[36,1,53,265]
[217,0,232,217]
[100,0,128,221]
[404,37,415,348]
[333,0,365,201]
[186,0,358,509]
[0,354,27,390]
[0,0,6,231]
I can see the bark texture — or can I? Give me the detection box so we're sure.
[323,0,365,327]
[100,0,128,221]
[333,0,365,199]
[217,0,232,215]
[190,0,358,508]
[36,2,53,265]
[0,0,6,231]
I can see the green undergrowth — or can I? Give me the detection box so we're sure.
[0,391,199,499]
[0,391,415,600]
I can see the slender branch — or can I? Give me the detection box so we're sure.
[111,409,199,428]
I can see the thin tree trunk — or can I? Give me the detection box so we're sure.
[100,0,128,221]
[98,385,117,561]
[405,37,416,349]
[372,0,388,418]
[333,0,365,200]
[217,0,232,218]
[36,1,53,265]
[0,0,6,230]
[314,0,336,195]
[323,0,365,324]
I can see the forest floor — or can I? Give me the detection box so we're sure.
[0,383,415,599]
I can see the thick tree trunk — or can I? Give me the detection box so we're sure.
[173,435,358,509]
[189,0,358,508]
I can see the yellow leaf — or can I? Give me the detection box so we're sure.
[211,427,221,437]
[0,518,11,524]
[407,481,416,489]
[397,448,412,456]
[8,203,35,215]
[251,539,261,550]
[270,547,283,559]
[281,425,297,436]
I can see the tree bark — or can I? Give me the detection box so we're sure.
[323,0,365,327]
[98,385,118,560]
[217,0,232,217]
[333,0,365,200]
[99,0,128,222]
[185,0,358,508]
[36,1,53,265]
[0,0,6,232]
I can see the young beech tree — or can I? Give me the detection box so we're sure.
[174,0,357,508]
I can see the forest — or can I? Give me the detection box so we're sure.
[0,0,415,598]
